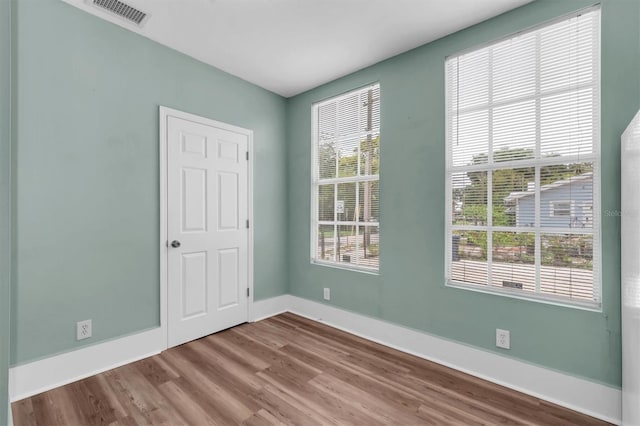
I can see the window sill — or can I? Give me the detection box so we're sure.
[445,280,602,312]
[311,260,380,276]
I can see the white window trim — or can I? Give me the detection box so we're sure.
[444,6,602,310]
[310,83,381,274]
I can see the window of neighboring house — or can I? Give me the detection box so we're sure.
[445,7,601,308]
[311,84,381,272]
[550,201,572,217]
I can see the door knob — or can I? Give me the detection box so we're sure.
[171,240,181,248]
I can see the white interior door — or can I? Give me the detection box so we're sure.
[166,112,250,348]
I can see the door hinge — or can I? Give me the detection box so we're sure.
[246,151,249,161]
[246,288,250,298]
[246,219,249,229]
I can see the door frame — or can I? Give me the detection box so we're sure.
[159,106,254,351]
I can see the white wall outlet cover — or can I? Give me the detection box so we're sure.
[323,288,330,301]
[77,319,92,341]
[496,328,510,349]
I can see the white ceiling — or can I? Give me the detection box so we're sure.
[61,0,533,97]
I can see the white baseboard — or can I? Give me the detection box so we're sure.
[9,327,163,402]
[7,295,622,424]
[250,295,290,322]
[286,295,622,425]
[7,296,290,403]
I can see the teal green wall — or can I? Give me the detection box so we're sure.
[287,0,640,387]
[11,0,288,365]
[7,0,639,394]
[1,0,11,421]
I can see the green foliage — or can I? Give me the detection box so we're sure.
[318,185,334,221]
[540,161,592,185]
[541,235,593,269]
[461,204,486,224]
[492,206,510,226]
[338,154,357,177]
[459,231,535,262]
[459,205,511,226]
[318,142,337,179]
[319,136,380,179]
[494,232,534,250]
[317,136,380,222]
[492,167,533,202]
[465,231,488,257]
[463,170,488,205]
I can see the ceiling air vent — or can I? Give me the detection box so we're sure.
[91,0,148,26]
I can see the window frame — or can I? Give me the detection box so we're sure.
[444,7,602,310]
[310,83,381,274]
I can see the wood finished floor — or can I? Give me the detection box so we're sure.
[12,313,609,426]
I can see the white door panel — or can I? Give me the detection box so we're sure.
[218,248,239,308]
[182,168,207,232]
[181,251,208,318]
[167,114,249,348]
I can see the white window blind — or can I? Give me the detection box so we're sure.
[445,8,601,307]
[312,84,380,272]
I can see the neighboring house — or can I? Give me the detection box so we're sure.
[504,172,593,228]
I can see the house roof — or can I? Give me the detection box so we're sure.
[504,172,593,203]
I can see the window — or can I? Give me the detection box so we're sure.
[445,8,600,307]
[311,84,380,272]
[550,201,571,217]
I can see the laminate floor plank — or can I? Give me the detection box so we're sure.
[538,400,608,426]
[66,377,118,425]
[11,397,36,426]
[241,409,284,426]
[348,360,531,425]
[160,349,259,423]
[202,334,271,372]
[105,363,169,417]
[156,379,219,426]
[107,415,139,426]
[249,386,328,426]
[133,357,181,388]
[212,330,281,370]
[12,313,610,425]
[309,349,425,412]
[231,323,287,350]
[187,340,265,391]
[256,361,373,426]
[307,373,421,425]
[257,321,352,360]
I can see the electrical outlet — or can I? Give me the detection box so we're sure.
[323,287,330,301]
[77,319,92,340]
[496,328,510,349]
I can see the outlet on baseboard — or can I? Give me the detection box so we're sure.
[496,328,510,349]
[77,319,92,341]
[323,287,331,301]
